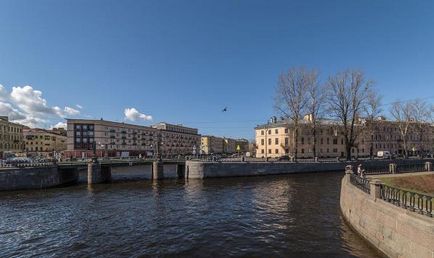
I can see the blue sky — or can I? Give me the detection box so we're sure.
[1,0,434,139]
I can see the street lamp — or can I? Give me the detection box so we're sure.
[192,145,197,158]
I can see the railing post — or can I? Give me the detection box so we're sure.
[425,161,432,172]
[389,163,397,174]
[345,165,353,178]
[370,179,382,200]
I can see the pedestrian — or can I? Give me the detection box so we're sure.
[357,164,362,176]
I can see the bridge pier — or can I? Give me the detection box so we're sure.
[88,159,111,184]
[152,161,164,180]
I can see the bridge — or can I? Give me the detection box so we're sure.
[0,158,186,191]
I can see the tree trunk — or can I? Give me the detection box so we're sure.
[312,126,317,158]
[294,126,298,160]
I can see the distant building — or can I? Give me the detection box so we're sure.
[23,128,67,157]
[254,116,434,159]
[151,122,201,156]
[200,136,249,155]
[0,116,25,157]
[65,119,200,158]
[201,135,224,154]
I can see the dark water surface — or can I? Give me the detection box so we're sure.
[0,172,383,257]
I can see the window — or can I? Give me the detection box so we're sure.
[275,129,278,134]
[285,128,288,133]
[275,138,278,144]
[333,138,337,145]
[268,149,271,154]
[261,139,264,145]
[261,149,264,154]
[341,138,344,145]
[268,138,271,145]
[301,137,304,144]
[268,130,271,134]
[261,130,264,135]
[320,138,323,144]
[301,148,304,153]
[275,149,278,154]
[285,137,288,146]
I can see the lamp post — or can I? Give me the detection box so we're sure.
[192,145,197,158]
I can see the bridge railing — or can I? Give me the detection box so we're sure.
[0,161,56,168]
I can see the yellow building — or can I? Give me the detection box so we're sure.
[255,116,434,159]
[24,128,67,157]
[201,136,224,154]
[0,116,25,157]
[201,136,249,155]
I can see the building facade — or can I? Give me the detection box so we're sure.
[254,116,434,159]
[200,136,249,155]
[0,116,25,157]
[65,119,200,158]
[151,122,201,156]
[23,128,67,157]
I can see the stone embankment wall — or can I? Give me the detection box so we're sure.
[340,173,434,258]
[0,166,79,191]
[185,159,434,179]
[185,161,346,178]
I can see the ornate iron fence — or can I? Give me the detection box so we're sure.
[349,173,371,194]
[380,184,433,217]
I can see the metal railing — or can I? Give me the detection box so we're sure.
[396,163,427,173]
[349,173,371,194]
[380,184,433,217]
[0,161,55,168]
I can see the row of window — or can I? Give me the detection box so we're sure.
[260,137,344,146]
[259,147,364,155]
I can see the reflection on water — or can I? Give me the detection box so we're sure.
[0,172,383,257]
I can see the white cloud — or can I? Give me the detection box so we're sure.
[50,122,67,129]
[0,84,82,128]
[124,108,152,122]
[0,101,26,120]
[64,106,80,116]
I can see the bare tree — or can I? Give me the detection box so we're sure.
[326,70,372,161]
[305,71,325,159]
[275,67,313,160]
[363,90,382,159]
[411,99,432,157]
[389,101,414,158]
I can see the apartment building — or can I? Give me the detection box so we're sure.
[201,136,224,154]
[0,116,25,157]
[151,122,201,156]
[255,116,434,159]
[23,128,67,156]
[200,136,249,155]
[65,119,200,158]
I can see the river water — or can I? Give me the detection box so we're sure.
[0,172,383,257]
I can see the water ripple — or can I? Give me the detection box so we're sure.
[0,173,384,257]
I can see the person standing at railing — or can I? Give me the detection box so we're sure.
[357,164,362,176]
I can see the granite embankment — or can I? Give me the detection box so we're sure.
[340,172,434,258]
[0,166,78,191]
[185,159,434,179]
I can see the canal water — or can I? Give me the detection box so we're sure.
[0,172,383,257]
